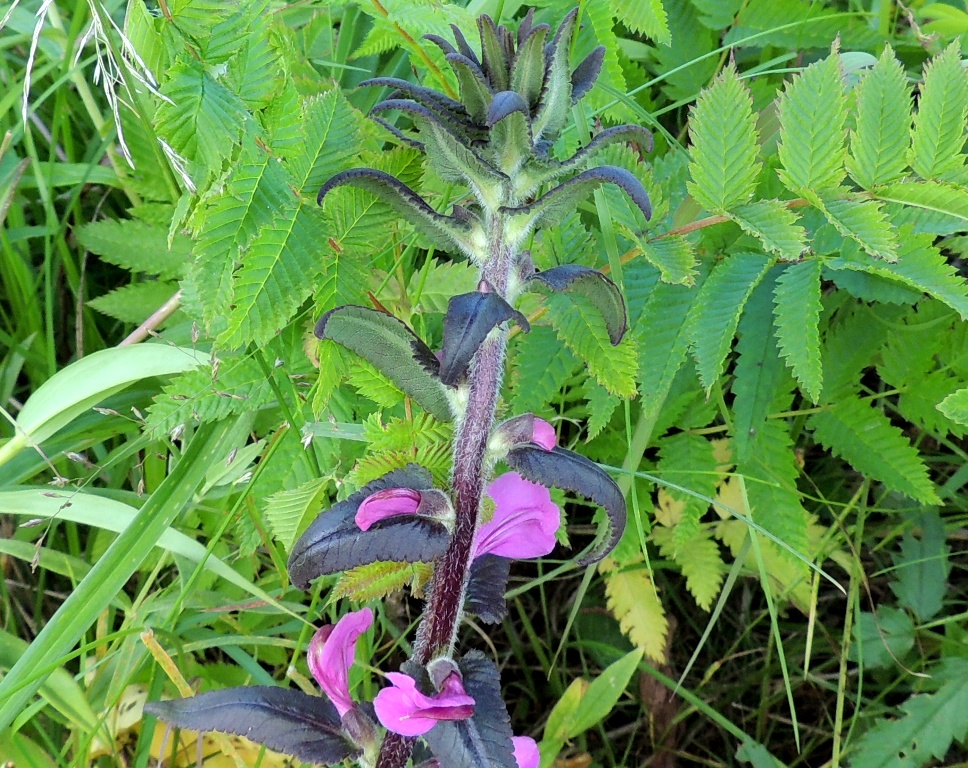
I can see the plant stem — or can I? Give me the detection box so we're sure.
[376,218,512,768]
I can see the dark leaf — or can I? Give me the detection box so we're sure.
[504,446,626,564]
[318,168,481,257]
[516,8,535,47]
[450,24,481,68]
[503,166,652,241]
[530,265,627,345]
[143,687,359,765]
[287,465,450,589]
[464,554,511,623]
[477,15,509,92]
[370,115,425,149]
[446,53,492,124]
[487,91,534,175]
[371,98,482,148]
[487,90,530,127]
[571,46,605,103]
[439,292,530,386]
[532,8,578,139]
[316,305,452,422]
[423,652,517,768]
[361,77,468,121]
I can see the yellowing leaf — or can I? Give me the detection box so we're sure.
[602,562,669,663]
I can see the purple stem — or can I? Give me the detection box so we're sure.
[375,219,512,768]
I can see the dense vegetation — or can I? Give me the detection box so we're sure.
[1,1,968,766]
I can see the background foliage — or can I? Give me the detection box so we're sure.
[2,0,968,766]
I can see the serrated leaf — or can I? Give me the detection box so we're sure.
[910,43,968,182]
[530,265,627,345]
[287,466,450,588]
[509,327,580,416]
[333,560,433,602]
[809,397,940,504]
[848,658,968,768]
[890,509,951,622]
[873,180,968,224]
[424,652,517,768]
[315,306,451,423]
[611,0,670,43]
[777,52,848,193]
[580,0,632,122]
[773,259,823,401]
[532,9,578,139]
[689,252,772,390]
[88,282,180,325]
[847,46,912,189]
[655,432,721,548]
[687,64,761,213]
[504,445,625,564]
[583,378,619,440]
[636,235,698,285]
[264,477,330,554]
[143,687,358,765]
[728,201,807,260]
[603,564,669,663]
[938,386,968,425]
[287,90,364,194]
[547,293,638,398]
[656,526,725,611]
[809,192,898,261]
[849,606,915,669]
[570,46,605,104]
[76,219,191,279]
[439,292,528,385]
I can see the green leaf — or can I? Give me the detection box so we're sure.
[873,180,968,224]
[569,649,643,736]
[584,377,620,440]
[810,191,898,261]
[316,306,452,422]
[88,282,180,324]
[728,200,807,260]
[849,658,968,768]
[530,265,627,345]
[655,432,720,548]
[509,327,580,416]
[0,345,205,469]
[532,8,578,138]
[76,218,191,279]
[938,386,968,425]
[547,293,638,398]
[154,56,249,177]
[849,606,915,669]
[264,477,330,554]
[636,235,698,285]
[656,527,725,611]
[847,46,912,189]
[217,203,323,348]
[687,64,761,213]
[688,251,772,391]
[777,51,848,193]
[611,0,670,43]
[286,89,364,195]
[333,561,433,602]
[890,509,951,622]
[910,43,968,182]
[808,397,940,504]
[773,259,823,402]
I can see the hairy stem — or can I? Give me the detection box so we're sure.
[376,217,512,768]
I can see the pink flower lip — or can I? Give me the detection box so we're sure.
[531,418,557,450]
[356,488,422,531]
[373,671,475,737]
[474,472,560,560]
[512,736,540,768]
[307,607,373,717]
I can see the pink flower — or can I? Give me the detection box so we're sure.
[307,607,373,717]
[474,473,561,559]
[355,488,454,532]
[373,671,475,736]
[512,736,540,768]
[531,418,557,451]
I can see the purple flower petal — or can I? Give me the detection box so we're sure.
[356,488,421,531]
[374,671,476,737]
[474,473,560,559]
[512,736,540,768]
[307,607,373,717]
[531,418,556,450]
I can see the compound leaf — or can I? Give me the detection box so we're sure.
[773,259,823,402]
[530,265,627,345]
[910,43,968,182]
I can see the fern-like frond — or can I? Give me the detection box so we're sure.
[348,442,453,488]
[688,251,773,391]
[286,90,364,195]
[910,43,968,182]
[547,294,638,398]
[265,477,330,554]
[88,282,180,324]
[655,432,720,550]
[334,561,433,602]
[347,358,407,410]
[776,51,848,193]
[509,326,580,416]
[362,412,452,453]
[583,378,619,440]
[773,259,823,402]
[873,180,968,225]
[77,218,190,279]
[610,0,670,43]
[847,46,911,189]
[687,64,761,213]
[582,0,633,122]
[655,525,725,611]
[265,82,304,159]
[727,200,807,260]
[809,191,898,261]
[808,396,940,503]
